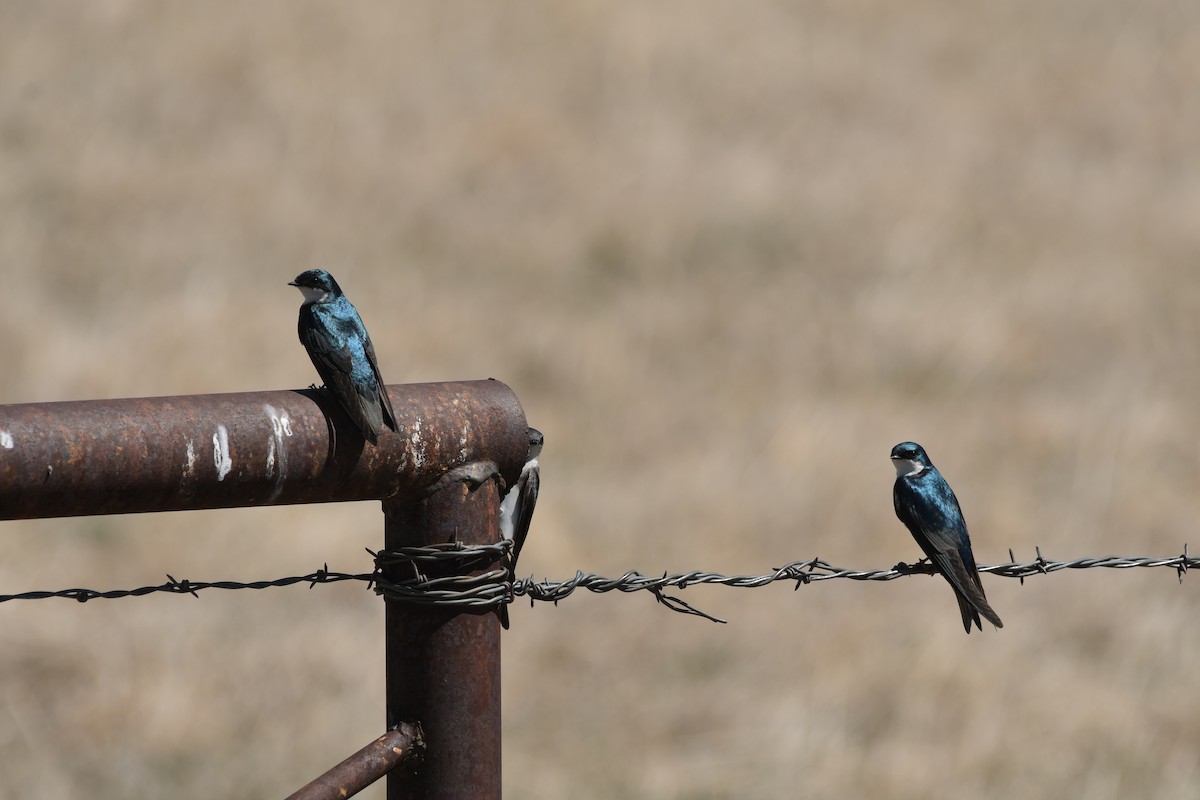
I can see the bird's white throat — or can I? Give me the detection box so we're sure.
[893,458,926,478]
[296,286,329,305]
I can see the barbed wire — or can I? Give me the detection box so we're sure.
[0,567,372,603]
[508,544,1196,623]
[0,544,1193,624]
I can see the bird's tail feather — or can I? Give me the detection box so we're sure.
[956,586,1003,633]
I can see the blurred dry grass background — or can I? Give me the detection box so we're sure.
[2,1,1199,797]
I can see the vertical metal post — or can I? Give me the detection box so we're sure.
[383,477,503,799]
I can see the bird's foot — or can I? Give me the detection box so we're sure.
[894,558,933,574]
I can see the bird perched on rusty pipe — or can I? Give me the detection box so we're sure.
[890,441,1003,633]
[289,269,397,445]
[498,427,542,629]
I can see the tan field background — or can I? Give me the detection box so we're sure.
[3,2,1199,798]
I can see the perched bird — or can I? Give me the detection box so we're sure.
[890,441,1003,633]
[498,427,542,629]
[289,269,397,445]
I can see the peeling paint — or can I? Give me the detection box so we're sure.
[458,419,471,462]
[212,425,232,480]
[0,430,12,449]
[267,405,294,438]
[263,404,289,501]
[410,417,426,468]
[183,440,197,479]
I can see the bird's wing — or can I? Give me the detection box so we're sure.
[498,462,538,631]
[299,318,355,388]
[900,508,977,601]
[300,322,383,442]
[362,331,397,431]
[509,462,539,570]
[894,484,1002,628]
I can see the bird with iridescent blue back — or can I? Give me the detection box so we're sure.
[890,441,1003,633]
[289,269,397,445]
[497,427,542,629]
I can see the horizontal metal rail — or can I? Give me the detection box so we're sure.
[0,380,528,519]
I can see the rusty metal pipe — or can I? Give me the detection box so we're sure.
[0,381,528,520]
[384,466,504,799]
[286,723,425,800]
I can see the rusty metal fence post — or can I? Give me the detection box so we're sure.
[383,478,504,799]
[0,380,527,797]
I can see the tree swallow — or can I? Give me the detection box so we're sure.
[890,441,1003,633]
[289,269,397,445]
[498,427,542,629]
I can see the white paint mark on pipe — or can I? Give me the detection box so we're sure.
[263,405,291,501]
[213,425,232,480]
[183,440,197,480]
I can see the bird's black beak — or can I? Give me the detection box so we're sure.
[287,280,299,287]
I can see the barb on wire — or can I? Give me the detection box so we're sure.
[1,547,1195,625]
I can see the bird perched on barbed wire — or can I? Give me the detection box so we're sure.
[289,269,397,445]
[498,427,542,629]
[890,441,1003,633]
